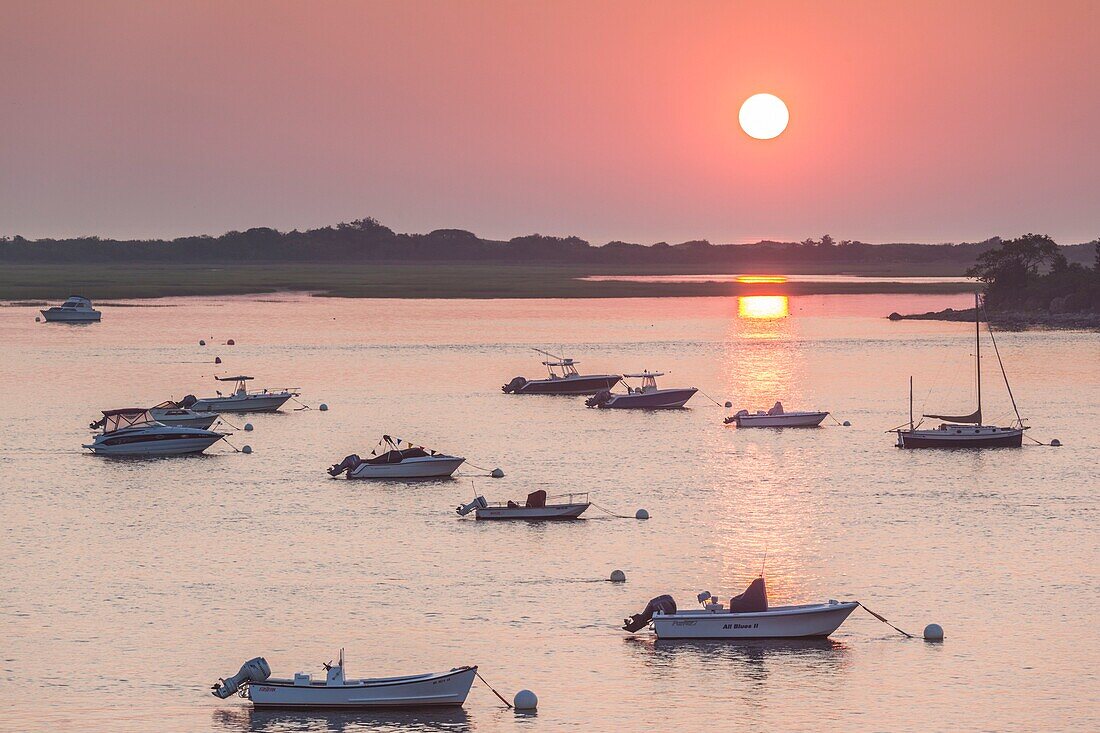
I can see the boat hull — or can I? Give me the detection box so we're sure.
[513,375,621,395]
[476,503,590,520]
[40,309,101,322]
[652,602,858,640]
[249,667,476,709]
[601,388,697,409]
[348,456,465,479]
[190,394,293,413]
[84,433,223,456]
[734,412,828,428]
[896,426,1024,448]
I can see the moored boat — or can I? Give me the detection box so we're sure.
[187,376,298,413]
[40,295,101,322]
[623,577,857,640]
[502,348,621,395]
[725,402,828,427]
[212,650,477,709]
[148,400,220,429]
[329,436,465,479]
[894,294,1026,448]
[457,490,590,520]
[585,371,696,409]
[83,408,226,456]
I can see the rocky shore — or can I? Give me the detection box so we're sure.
[888,306,1100,329]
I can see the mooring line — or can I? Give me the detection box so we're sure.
[857,602,915,638]
[474,669,513,709]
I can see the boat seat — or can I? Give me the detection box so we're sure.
[727,577,768,613]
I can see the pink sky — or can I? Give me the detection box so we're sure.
[2,1,1098,243]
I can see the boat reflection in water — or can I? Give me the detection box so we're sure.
[212,705,471,733]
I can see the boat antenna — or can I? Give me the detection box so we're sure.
[981,296,1024,427]
[975,292,982,424]
[760,547,768,577]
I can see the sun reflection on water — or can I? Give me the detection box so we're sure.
[738,295,790,320]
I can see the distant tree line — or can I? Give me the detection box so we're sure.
[0,217,1094,272]
[968,234,1100,313]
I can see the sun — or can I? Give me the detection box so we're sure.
[739,93,789,140]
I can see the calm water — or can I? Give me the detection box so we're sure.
[1,294,1097,733]
[578,274,972,284]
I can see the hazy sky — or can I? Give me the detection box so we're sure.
[2,1,1098,244]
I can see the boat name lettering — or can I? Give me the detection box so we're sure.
[722,623,759,629]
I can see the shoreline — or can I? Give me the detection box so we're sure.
[889,306,1100,329]
[0,262,976,301]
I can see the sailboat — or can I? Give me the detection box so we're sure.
[894,294,1027,448]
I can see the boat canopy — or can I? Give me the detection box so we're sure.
[100,409,156,432]
[215,375,254,382]
[767,401,784,415]
[151,400,180,409]
[623,371,664,379]
[728,576,768,613]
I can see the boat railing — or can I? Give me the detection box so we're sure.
[484,492,590,508]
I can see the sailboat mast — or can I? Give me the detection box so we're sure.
[975,292,981,422]
[909,376,914,430]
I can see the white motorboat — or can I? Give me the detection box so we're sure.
[40,295,101,322]
[585,371,697,409]
[502,348,621,395]
[623,577,857,640]
[329,436,465,479]
[725,402,828,428]
[186,376,298,413]
[148,400,220,429]
[894,294,1026,448]
[212,650,477,709]
[83,408,226,456]
[457,490,590,520]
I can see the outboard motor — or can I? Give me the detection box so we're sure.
[502,376,527,394]
[327,454,362,477]
[211,657,271,698]
[456,496,489,516]
[622,594,677,633]
[180,394,198,408]
[585,390,612,408]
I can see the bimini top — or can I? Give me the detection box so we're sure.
[542,359,577,367]
[215,375,254,382]
[98,409,157,432]
[623,371,665,378]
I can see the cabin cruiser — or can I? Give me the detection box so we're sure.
[457,490,590,520]
[212,649,477,709]
[503,348,621,395]
[148,400,220,429]
[894,294,1026,448]
[623,576,857,639]
[329,436,465,479]
[40,295,101,322]
[725,402,829,427]
[185,376,298,413]
[83,408,226,456]
[586,371,696,409]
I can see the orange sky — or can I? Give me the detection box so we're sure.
[2,1,1097,243]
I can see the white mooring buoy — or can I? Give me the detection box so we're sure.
[610,569,626,583]
[242,445,252,454]
[1050,438,1061,447]
[319,403,329,411]
[513,689,538,711]
[635,508,649,520]
[491,468,505,478]
[244,423,253,432]
[923,623,944,641]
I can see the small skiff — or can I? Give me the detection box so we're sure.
[457,490,590,520]
[624,577,857,640]
[726,402,828,428]
[212,650,477,709]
